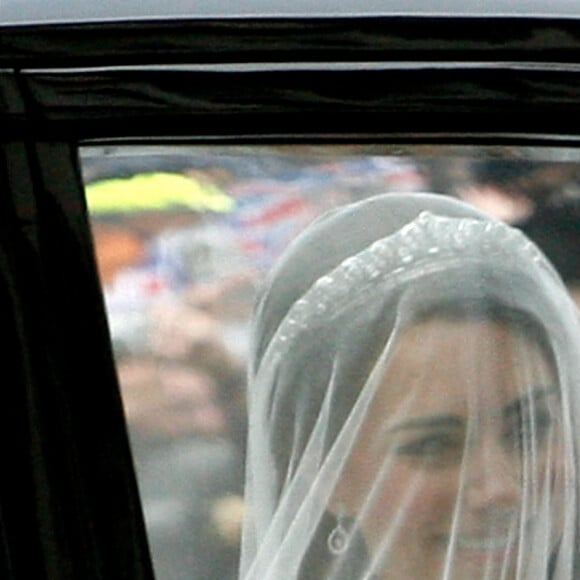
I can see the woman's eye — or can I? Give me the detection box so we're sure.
[396,433,463,463]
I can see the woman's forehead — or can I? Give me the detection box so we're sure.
[372,317,556,417]
[394,316,546,357]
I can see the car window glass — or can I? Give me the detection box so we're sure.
[80,144,579,579]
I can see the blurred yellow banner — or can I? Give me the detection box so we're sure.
[86,172,235,214]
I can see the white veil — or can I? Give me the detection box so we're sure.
[241,193,580,580]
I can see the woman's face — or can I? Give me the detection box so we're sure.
[334,317,565,579]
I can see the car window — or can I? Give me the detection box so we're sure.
[80,144,579,579]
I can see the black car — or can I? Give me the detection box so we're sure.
[1,1,579,578]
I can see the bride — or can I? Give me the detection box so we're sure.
[240,193,579,579]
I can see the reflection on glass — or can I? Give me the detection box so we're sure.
[81,145,579,579]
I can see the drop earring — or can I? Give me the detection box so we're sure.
[327,505,351,555]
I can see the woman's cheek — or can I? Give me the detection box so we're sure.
[542,439,568,533]
[369,465,459,533]
[531,434,566,498]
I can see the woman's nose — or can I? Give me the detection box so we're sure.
[464,437,521,512]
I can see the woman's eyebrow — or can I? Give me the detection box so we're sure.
[503,385,560,418]
[388,414,464,432]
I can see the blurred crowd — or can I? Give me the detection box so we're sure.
[81,147,579,579]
